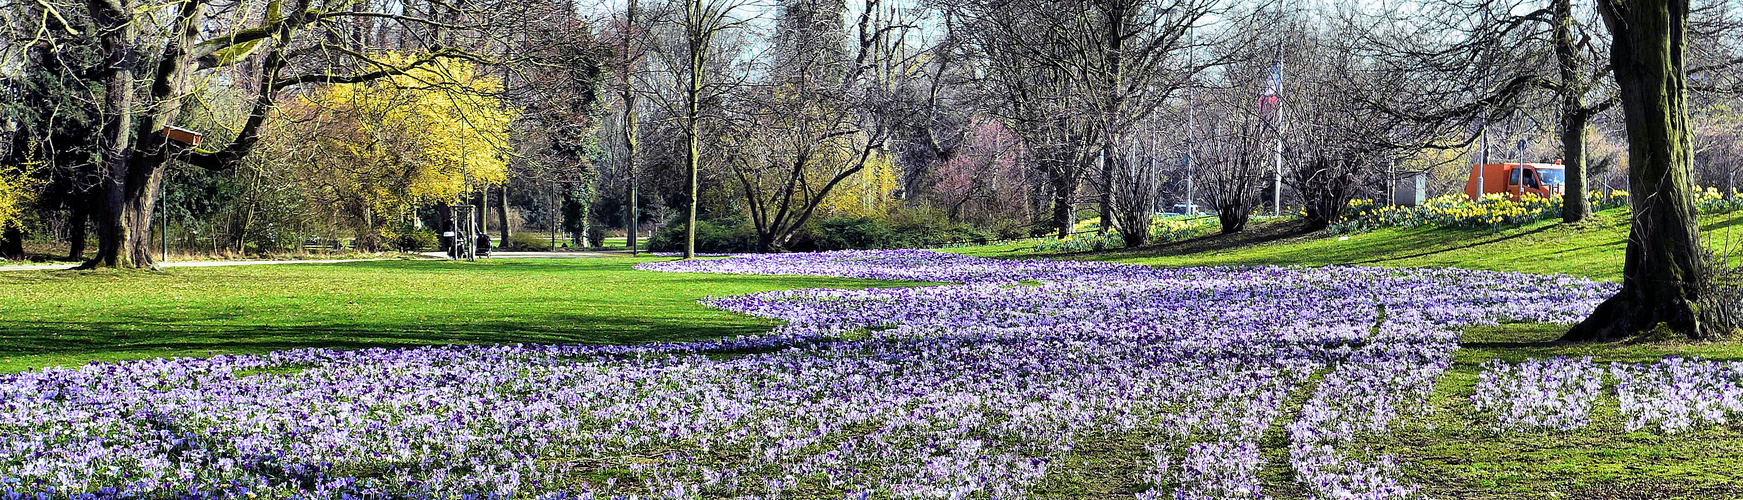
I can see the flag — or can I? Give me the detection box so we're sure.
[1258,61,1282,115]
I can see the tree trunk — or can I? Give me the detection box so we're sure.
[0,227,22,261]
[1218,210,1249,235]
[496,185,511,240]
[622,0,641,256]
[1098,146,1114,235]
[67,202,89,260]
[81,0,206,270]
[683,25,703,260]
[1561,111,1592,222]
[1555,0,1593,223]
[80,0,141,269]
[1565,0,1735,341]
[472,188,487,238]
[623,104,640,255]
[1047,164,1078,239]
[684,124,699,259]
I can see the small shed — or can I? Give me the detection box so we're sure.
[1392,171,1427,207]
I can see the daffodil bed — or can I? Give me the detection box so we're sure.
[1333,188,1741,234]
[5,250,1730,500]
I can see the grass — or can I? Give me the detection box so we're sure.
[955,208,1743,281]
[0,257,906,372]
[1376,323,1743,499]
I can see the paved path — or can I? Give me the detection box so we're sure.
[416,251,626,259]
[0,250,635,272]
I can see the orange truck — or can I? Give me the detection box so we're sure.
[1465,161,1566,201]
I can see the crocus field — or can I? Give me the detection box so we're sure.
[4,250,1736,499]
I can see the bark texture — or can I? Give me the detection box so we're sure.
[496,185,511,240]
[1564,0,1737,341]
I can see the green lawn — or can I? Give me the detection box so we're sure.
[0,257,903,372]
[955,208,1743,281]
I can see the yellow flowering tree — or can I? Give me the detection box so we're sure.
[0,166,38,233]
[277,54,513,249]
[815,151,899,219]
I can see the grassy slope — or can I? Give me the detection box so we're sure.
[0,257,901,372]
[958,210,1743,498]
[956,208,1743,282]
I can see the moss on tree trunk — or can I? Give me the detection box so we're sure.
[1565,0,1736,341]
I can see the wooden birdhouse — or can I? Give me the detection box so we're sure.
[159,126,204,147]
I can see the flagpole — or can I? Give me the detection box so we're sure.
[1272,0,1284,217]
[1186,23,1196,216]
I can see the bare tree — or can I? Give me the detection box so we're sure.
[723,0,914,252]
[951,0,1096,238]
[645,0,756,259]
[1107,132,1167,246]
[606,0,650,254]
[1194,99,1270,235]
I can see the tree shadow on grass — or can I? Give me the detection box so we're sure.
[1353,224,1558,265]
[0,311,784,367]
[1458,322,1743,364]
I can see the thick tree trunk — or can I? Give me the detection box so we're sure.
[82,1,144,269]
[1565,0,1735,341]
[67,202,89,260]
[1561,111,1592,222]
[81,0,205,270]
[120,165,165,265]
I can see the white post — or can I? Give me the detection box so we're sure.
[1478,124,1488,200]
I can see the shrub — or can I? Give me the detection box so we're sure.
[504,232,557,251]
[386,226,437,252]
[814,217,899,251]
[809,210,993,251]
[647,216,759,253]
[587,225,607,249]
